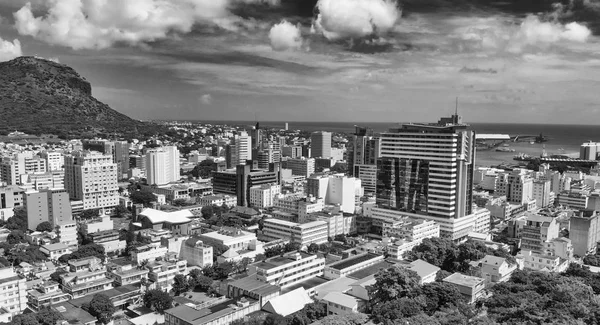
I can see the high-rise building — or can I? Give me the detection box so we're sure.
[145,146,180,186]
[310,131,332,159]
[39,151,64,171]
[377,114,475,220]
[533,179,552,208]
[0,264,27,318]
[282,145,303,158]
[251,123,262,150]
[580,141,600,160]
[348,126,380,177]
[227,132,252,168]
[24,188,73,230]
[0,185,24,221]
[83,140,130,178]
[63,151,119,210]
[354,164,378,194]
[0,153,47,185]
[249,183,281,209]
[235,163,280,207]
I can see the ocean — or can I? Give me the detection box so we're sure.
[199,120,600,168]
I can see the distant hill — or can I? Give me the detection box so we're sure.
[0,56,162,139]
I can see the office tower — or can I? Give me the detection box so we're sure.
[251,122,262,150]
[145,146,180,185]
[234,162,280,207]
[495,169,534,205]
[285,122,289,131]
[377,114,475,219]
[64,151,118,210]
[285,158,316,178]
[310,131,332,159]
[580,141,600,160]
[227,131,252,168]
[354,164,378,195]
[282,145,303,158]
[25,189,72,230]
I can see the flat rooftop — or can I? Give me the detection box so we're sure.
[254,252,313,270]
[346,260,398,280]
[328,253,382,271]
[228,276,280,296]
[166,297,258,324]
[443,273,485,288]
[283,276,328,294]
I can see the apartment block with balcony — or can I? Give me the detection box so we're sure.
[0,266,27,317]
[248,251,325,288]
[106,261,149,287]
[27,281,71,312]
[520,213,559,254]
[146,258,187,291]
[60,257,112,299]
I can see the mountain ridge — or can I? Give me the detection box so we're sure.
[0,56,160,138]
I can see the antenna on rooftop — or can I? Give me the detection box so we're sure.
[455,97,458,116]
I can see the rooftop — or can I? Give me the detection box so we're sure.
[328,253,382,271]
[139,208,193,224]
[254,252,313,270]
[41,242,69,251]
[443,273,485,288]
[313,276,356,299]
[228,275,281,296]
[346,260,398,280]
[321,292,361,309]
[405,259,441,279]
[284,276,329,294]
[166,297,258,325]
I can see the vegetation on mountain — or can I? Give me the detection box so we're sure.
[0,56,163,138]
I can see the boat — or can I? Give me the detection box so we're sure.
[496,147,515,152]
[514,153,532,161]
[529,141,535,145]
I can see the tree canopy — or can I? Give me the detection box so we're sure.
[35,221,54,232]
[143,289,173,314]
[87,294,116,324]
[130,190,157,207]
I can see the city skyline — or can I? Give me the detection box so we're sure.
[1,0,600,124]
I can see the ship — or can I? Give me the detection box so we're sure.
[514,153,533,161]
[496,147,515,152]
[535,133,548,143]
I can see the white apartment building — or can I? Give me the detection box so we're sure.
[197,194,237,208]
[472,206,491,234]
[285,158,315,178]
[231,132,252,166]
[0,266,27,318]
[273,193,324,220]
[249,183,281,209]
[533,179,553,208]
[145,146,180,186]
[305,210,356,237]
[495,169,534,205]
[39,151,64,171]
[56,222,78,247]
[248,251,326,288]
[557,191,589,210]
[364,205,476,241]
[198,228,264,261]
[262,218,328,246]
[307,174,362,214]
[1,152,47,185]
[146,258,187,291]
[63,151,119,210]
[130,244,169,265]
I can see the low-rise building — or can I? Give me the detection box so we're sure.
[165,297,260,325]
[227,276,280,307]
[39,243,72,261]
[322,291,363,315]
[180,237,213,267]
[403,259,440,285]
[26,281,71,312]
[106,261,149,287]
[443,273,486,304]
[262,218,328,246]
[249,183,281,209]
[198,227,264,262]
[130,244,168,265]
[197,194,237,208]
[323,253,384,280]
[146,257,187,291]
[480,255,517,284]
[248,251,325,288]
[61,257,112,299]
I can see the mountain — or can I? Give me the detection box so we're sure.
[0,56,161,138]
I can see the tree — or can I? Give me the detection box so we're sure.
[88,294,116,324]
[312,313,369,325]
[201,205,214,219]
[130,190,157,207]
[36,221,54,232]
[372,297,425,325]
[254,253,266,261]
[172,199,190,206]
[263,314,288,325]
[172,274,189,296]
[114,205,130,218]
[195,275,214,292]
[143,289,173,314]
[213,261,235,280]
[69,244,106,262]
[369,267,421,304]
[419,282,466,315]
[584,254,600,266]
[7,230,26,245]
[307,243,319,254]
[6,207,27,232]
[80,209,100,219]
[50,269,68,284]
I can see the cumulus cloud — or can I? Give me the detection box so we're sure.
[312,0,401,40]
[457,15,591,53]
[0,37,22,62]
[200,94,212,105]
[12,0,276,50]
[269,20,303,51]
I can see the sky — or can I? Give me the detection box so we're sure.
[0,0,600,124]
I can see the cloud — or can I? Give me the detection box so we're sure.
[459,66,498,74]
[456,15,591,53]
[269,20,303,51]
[200,94,213,105]
[12,0,277,50]
[0,37,22,62]
[312,0,401,40]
